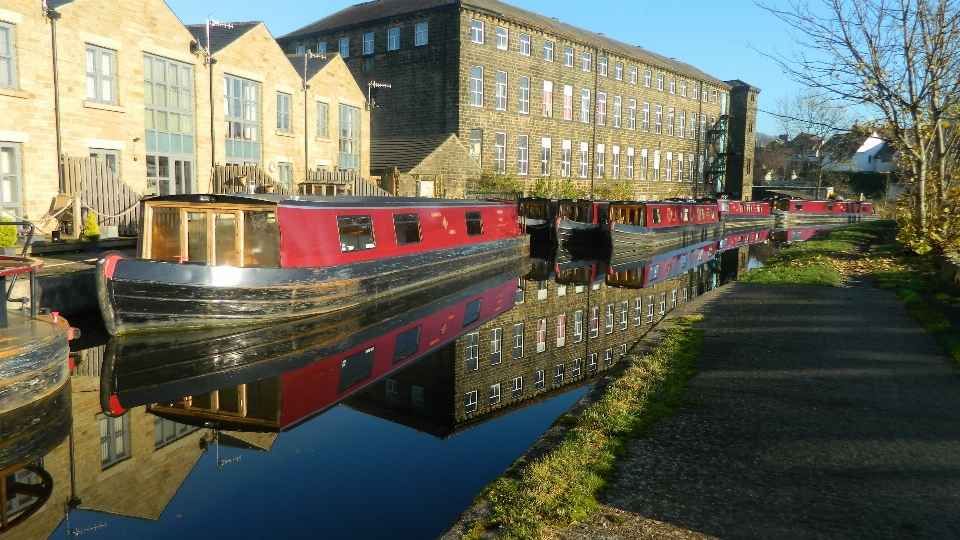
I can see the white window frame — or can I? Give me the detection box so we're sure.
[470,66,483,107]
[471,20,484,44]
[86,45,117,104]
[614,61,623,80]
[542,80,553,117]
[490,327,502,365]
[679,110,686,138]
[363,32,374,55]
[574,310,584,342]
[589,353,598,371]
[613,95,622,128]
[519,33,530,56]
[579,142,589,178]
[535,370,545,389]
[494,132,506,173]
[572,358,582,377]
[620,300,629,330]
[543,40,554,61]
[496,26,508,50]
[339,37,350,58]
[512,377,523,398]
[495,71,507,110]
[667,108,674,136]
[517,134,529,175]
[562,85,573,120]
[581,52,592,71]
[598,56,607,76]
[465,390,478,413]
[640,148,648,181]
[388,27,400,51]
[628,99,636,130]
[589,307,599,338]
[564,46,573,67]
[596,143,605,177]
[680,80,687,97]
[604,348,613,366]
[643,69,651,87]
[692,83,699,101]
[659,292,666,318]
[655,105,663,134]
[536,318,547,353]
[630,66,638,84]
[415,22,429,46]
[642,102,650,131]
[518,75,530,114]
[541,137,551,176]
[605,304,614,334]
[490,383,501,405]
[556,314,566,347]
[561,139,571,177]
[465,331,479,371]
[596,92,606,126]
[580,89,590,123]
[0,22,16,90]
[657,73,664,91]
[554,363,564,383]
[669,76,676,94]
[513,322,524,358]
[626,147,635,179]
[634,298,642,326]
[612,145,620,178]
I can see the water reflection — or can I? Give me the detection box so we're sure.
[1,233,800,538]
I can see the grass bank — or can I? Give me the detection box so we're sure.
[464,316,704,540]
[738,220,960,365]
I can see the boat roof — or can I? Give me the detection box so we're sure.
[142,194,513,208]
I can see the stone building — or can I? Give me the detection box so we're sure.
[278,0,759,199]
[370,133,480,197]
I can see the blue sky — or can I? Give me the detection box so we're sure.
[164,0,802,135]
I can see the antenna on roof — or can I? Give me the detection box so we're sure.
[205,16,234,65]
[367,81,392,110]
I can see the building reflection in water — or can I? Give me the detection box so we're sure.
[3,236,781,538]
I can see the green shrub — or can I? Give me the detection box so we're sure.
[0,218,16,249]
[83,212,101,241]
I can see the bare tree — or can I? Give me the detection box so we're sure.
[774,89,851,197]
[758,0,960,252]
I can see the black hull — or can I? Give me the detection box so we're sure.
[720,214,776,230]
[98,237,529,335]
[524,220,554,243]
[555,219,609,248]
[608,222,724,252]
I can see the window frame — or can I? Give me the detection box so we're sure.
[496,26,508,50]
[415,22,429,46]
[471,20,484,44]
[470,66,484,107]
[86,44,117,104]
[363,32,374,55]
[387,27,400,51]
[339,37,350,58]
[276,92,292,132]
[0,22,16,90]
[519,33,531,56]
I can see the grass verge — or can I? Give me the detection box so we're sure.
[463,316,704,540]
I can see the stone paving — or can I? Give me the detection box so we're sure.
[556,282,960,539]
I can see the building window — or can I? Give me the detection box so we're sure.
[465,390,478,413]
[494,132,506,173]
[496,27,508,50]
[465,331,479,371]
[669,77,676,93]
[639,149,648,181]
[679,110,686,138]
[412,386,425,406]
[471,20,484,43]
[517,134,528,175]
[339,37,350,58]
[386,378,399,399]
[691,83,698,101]
[682,288,689,303]
[596,144,605,177]
[519,33,530,55]
[0,143,22,217]
[154,418,199,449]
[277,162,292,192]
[713,89,719,103]
[589,353,598,371]
[572,358,581,377]
[579,142,588,178]
[365,53,377,68]
[633,298,642,325]
[543,40,553,61]
[643,69,651,87]
[317,42,327,54]
[539,80,555,119]
[556,313,566,347]
[630,66,638,84]
[612,146,620,178]
[518,75,530,114]
[680,80,687,97]
[224,75,261,164]
[339,104,360,171]
[614,61,623,80]
[604,348,613,365]
[646,295,655,323]
[619,300,629,330]
[558,284,567,297]
[536,318,547,353]
[667,108,674,136]
[604,304,614,334]
[554,363,564,383]
[573,310,583,342]
[580,89,590,123]
[513,322,524,358]
[589,307,599,338]
[703,87,709,102]
[470,66,484,107]
[653,149,661,180]
[317,101,328,137]
[562,85,573,120]
[657,73,664,91]
[560,140,571,177]
[689,154,695,182]
[469,129,482,165]
[495,71,507,110]
[677,153,684,182]
[86,45,116,104]
[564,46,573,67]
[277,92,291,132]
[655,105,663,134]
[581,52,591,71]
[613,95,622,128]
[490,328,502,364]
[659,292,666,318]
[598,56,608,76]
[490,383,501,405]
[671,289,678,308]
[628,99,636,130]
[626,147,635,179]
[388,28,400,50]
[512,377,523,398]
[535,370,545,389]
[0,23,15,89]
[642,102,650,131]
[100,415,130,469]
[143,54,195,194]
[541,138,551,176]
[415,22,429,46]
[596,92,606,125]
[363,32,374,54]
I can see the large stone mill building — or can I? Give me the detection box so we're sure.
[278,0,759,199]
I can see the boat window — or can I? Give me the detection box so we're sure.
[215,213,239,267]
[464,298,482,326]
[186,212,209,264]
[794,202,803,210]
[652,208,661,224]
[243,211,279,268]
[393,326,421,363]
[338,347,375,393]
[597,205,609,223]
[650,264,659,279]
[393,213,422,245]
[465,211,484,236]
[682,208,690,222]
[149,207,181,260]
[338,215,376,252]
[826,203,833,211]
[720,202,728,212]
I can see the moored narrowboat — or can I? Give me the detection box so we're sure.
[718,226,771,251]
[605,200,723,252]
[518,197,559,242]
[554,199,610,247]
[715,199,775,230]
[96,194,528,335]
[606,239,719,289]
[771,199,877,228]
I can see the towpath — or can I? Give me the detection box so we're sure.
[555,282,960,539]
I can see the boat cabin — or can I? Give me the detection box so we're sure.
[770,199,874,214]
[609,201,719,228]
[557,200,610,225]
[718,200,771,216]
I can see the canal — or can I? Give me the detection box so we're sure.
[1,226,819,539]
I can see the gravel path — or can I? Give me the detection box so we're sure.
[557,282,960,539]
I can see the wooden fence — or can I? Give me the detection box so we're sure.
[211,165,291,195]
[61,157,141,236]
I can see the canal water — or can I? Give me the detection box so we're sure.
[4,226,819,540]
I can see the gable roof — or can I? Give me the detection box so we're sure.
[370,134,475,173]
[186,22,261,56]
[285,53,338,81]
[281,0,726,85]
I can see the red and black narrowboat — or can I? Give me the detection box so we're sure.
[718,227,771,251]
[771,224,846,243]
[554,199,611,247]
[606,239,719,289]
[715,199,775,230]
[96,194,528,335]
[770,199,877,228]
[605,200,723,252]
[100,267,522,426]
[518,197,559,242]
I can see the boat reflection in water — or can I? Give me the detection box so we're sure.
[771,224,848,243]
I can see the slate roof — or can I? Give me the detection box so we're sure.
[285,53,338,81]
[186,22,262,56]
[46,0,79,9]
[370,134,471,172]
[280,0,726,85]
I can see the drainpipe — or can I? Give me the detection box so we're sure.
[45,4,63,193]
